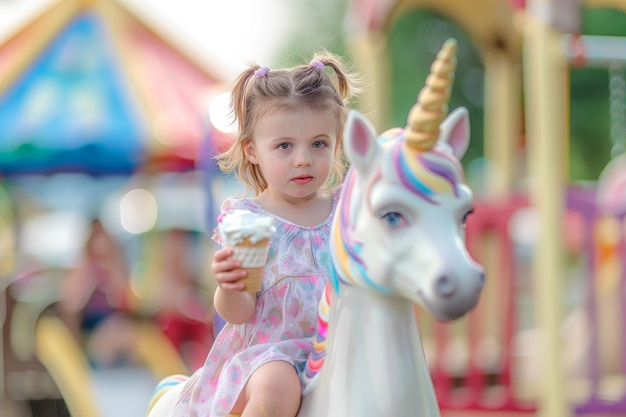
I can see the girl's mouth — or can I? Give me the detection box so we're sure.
[292,176,313,185]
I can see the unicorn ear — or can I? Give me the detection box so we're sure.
[438,107,470,159]
[344,110,379,173]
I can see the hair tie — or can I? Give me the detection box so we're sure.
[254,66,270,78]
[310,60,324,71]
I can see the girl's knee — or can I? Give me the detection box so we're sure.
[257,361,299,384]
[247,361,301,403]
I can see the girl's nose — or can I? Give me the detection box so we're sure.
[294,149,312,166]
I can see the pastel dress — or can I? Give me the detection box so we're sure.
[171,194,337,417]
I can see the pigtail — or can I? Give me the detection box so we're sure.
[230,66,262,133]
[310,51,361,105]
[214,65,268,195]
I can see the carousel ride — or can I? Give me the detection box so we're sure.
[0,0,229,416]
[147,38,485,417]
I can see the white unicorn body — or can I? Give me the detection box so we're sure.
[297,104,484,416]
[146,38,484,417]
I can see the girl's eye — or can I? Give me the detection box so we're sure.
[277,143,290,150]
[382,211,406,228]
[312,141,327,149]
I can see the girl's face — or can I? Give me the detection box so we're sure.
[244,106,338,202]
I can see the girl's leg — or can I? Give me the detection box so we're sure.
[231,361,301,417]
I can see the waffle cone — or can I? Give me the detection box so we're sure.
[233,237,270,293]
[241,267,264,293]
[236,237,270,248]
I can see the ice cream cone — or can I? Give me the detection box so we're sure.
[217,209,276,294]
[232,237,270,293]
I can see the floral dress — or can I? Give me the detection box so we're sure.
[172,193,337,417]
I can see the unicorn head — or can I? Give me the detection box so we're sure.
[330,39,484,321]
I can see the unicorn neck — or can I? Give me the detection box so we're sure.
[330,284,424,360]
[323,284,441,416]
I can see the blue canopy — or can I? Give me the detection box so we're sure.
[0,13,146,176]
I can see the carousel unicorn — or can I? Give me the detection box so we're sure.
[147,38,484,417]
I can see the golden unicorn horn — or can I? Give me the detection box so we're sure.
[405,38,457,150]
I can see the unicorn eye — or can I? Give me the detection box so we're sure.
[461,208,474,225]
[382,211,406,227]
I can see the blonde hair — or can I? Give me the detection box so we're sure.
[215,51,360,196]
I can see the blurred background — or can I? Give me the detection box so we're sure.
[1,0,626,416]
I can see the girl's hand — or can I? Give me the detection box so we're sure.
[211,247,247,291]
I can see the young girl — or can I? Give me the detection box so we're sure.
[170,51,359,417]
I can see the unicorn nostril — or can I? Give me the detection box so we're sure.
[478,272,486,288]
[435,275,456,297]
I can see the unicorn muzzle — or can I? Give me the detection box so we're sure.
[421,268,484,321]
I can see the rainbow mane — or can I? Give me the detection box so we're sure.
[301,281,332,394]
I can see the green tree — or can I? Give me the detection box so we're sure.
[569,7,626,181]
[275,0,351,67]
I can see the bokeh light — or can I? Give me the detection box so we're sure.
[208,91,237,134]
[119,188,158,234]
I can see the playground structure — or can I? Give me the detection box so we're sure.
[0,0,626,417]
[1,266,193,417]
[0,0,227,416]
[346,0,626,416]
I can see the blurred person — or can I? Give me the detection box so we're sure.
[59,218,138,367]
[154,228,214,370]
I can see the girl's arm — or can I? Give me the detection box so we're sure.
[211,247,257,324]
[214,286,256,324]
